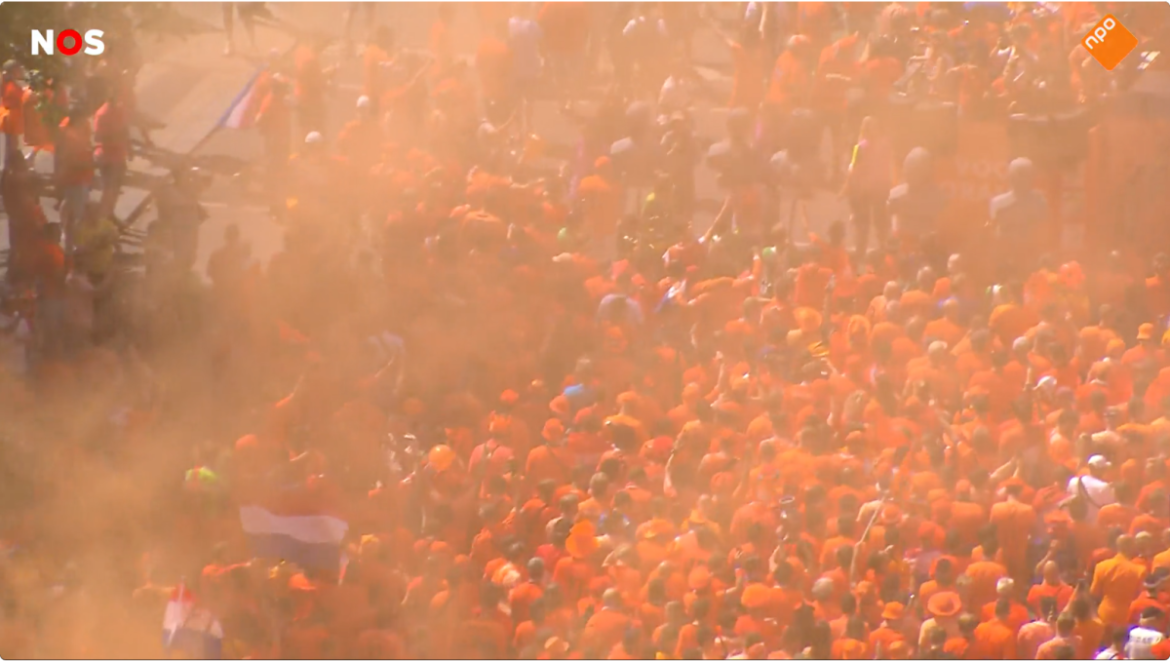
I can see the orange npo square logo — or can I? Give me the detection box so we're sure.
[1082,14,1137,71]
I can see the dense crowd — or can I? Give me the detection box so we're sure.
[2,1,1170,659]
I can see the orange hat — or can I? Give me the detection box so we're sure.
[500,389,520,406]
[430,590,451,612]
[747,416,774,442]
[594,156,611,170]
[688,565,713,591]
[882,601,905,620]
[1139,323,1156,341]
[927,592,961,619]
[565,531,598,559]
[427,444,456,472]
[880,504,903,525]
[566,520,598,559]
[795,307,823,334]
[543,418,565,442]
[741,584,771,609]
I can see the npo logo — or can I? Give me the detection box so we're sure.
[30,29,106,56]
[1082,14,1137,71]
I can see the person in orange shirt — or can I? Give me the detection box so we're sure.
[1017,596,1058,660]
[869,601,907,652]
[1071,597,1107,660]
[734,584,780,649]
[949,489,988,550]
[1,61,25,168]
[964,539,1008,614]
[767,35,813,110]
[581,589,631,653]
[969,599,1018,659]
[526,419,574,491]
[830,617,871,660]
[1091,534,1148,628]
[989,482,1038,585]
[576,157,623,251]
[509,558,545,624]
[607,628,644,660]
[989,284,1040,349]
[1034,613,1082,660]
[924,299,967,349]
[1027,560,1074,615]
[979,580,1029,633]
[1126,574,1168,629]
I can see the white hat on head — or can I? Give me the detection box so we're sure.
[304,131,323,145]
[356,95,371,110]
[1087,455,1111,470]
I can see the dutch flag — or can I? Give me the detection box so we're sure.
[220,69,266,130]
[162,585,223,660]
[239,487,349,571]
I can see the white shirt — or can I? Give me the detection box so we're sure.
[1124,625,1164,659]
[1067,474,1116,522]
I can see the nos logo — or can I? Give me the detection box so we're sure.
[30,29,106,56]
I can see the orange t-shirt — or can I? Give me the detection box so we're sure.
[965,560,1008,613]
[970,619,1017,659]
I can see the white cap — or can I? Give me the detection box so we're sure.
[996,577,1014,594]
[1035,376,1057,392]
[1087,455,1111,469]
[304,131,323,145]
[811,577,834,600]
[356,95,371,110]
